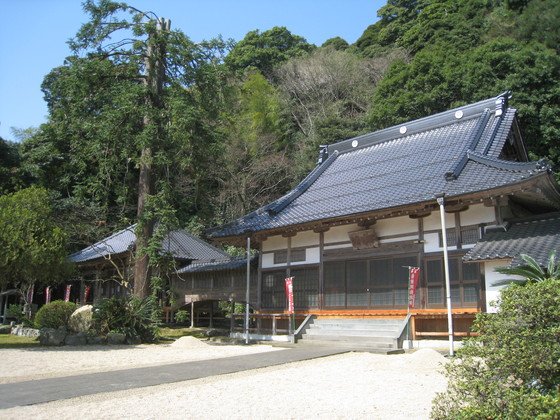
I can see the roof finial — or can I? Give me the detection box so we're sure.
[317,145,329,165]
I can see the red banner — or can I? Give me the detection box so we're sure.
[45,286,51,304]
[64,284,72,302]
[408,267,420,309]
[285,277,294,313]
[83,286,91,304]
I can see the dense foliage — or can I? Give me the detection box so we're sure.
[92,296,159,342]
[431,279,560,419]
[34,300,78,329]
[0,187,69,295]
[1,0,558,296]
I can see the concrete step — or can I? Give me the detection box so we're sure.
[304,329,398,338]
[297,318,407,349]
[300,334,395,347]
[309,323,400,332]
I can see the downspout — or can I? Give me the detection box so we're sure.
[436,193,455,356]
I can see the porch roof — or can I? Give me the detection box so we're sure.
[463,212,560,267]
[206,93,560,240]
[176,254,258,273]
[69,225,230,264]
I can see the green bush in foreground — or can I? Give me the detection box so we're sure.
[93,296,159,343]
[431,280,560,419]
[34,300,77,329]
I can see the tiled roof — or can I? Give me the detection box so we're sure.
[69,225,230,263]
[206,93,556,239]
[176,255,258,274]
[463,212,560,267]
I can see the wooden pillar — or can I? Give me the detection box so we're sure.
[230,301,235,332]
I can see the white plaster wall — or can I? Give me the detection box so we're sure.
[261,252,276,269]
[261,235,287,252]
[375,216,418,237]
[484,259,522,312]
[292,231,320,248]
[324,224,358,244]
[293,246,320,265]
[423,232,458,254]
[461,203,496,226]
[381,235,418,244]
[423,211,455,231]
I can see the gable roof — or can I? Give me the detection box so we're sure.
[206,93,560,241]
[463,212,560,267]
[69,225,230,264]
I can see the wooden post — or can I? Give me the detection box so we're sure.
[230,301,235,333]
[190,301,195,328]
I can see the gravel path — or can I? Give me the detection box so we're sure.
[0,338,448,420]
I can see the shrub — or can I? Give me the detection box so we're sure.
[6,304,24,323]
[34,300,77,329]
[93,296,159,343]
[431,279,560,419]
[174,309,190,324]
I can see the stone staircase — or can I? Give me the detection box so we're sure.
[297,317,408,352]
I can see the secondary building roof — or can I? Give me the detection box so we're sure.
[206,92,560,241]
[463,212,560,267]
[69,225,230,264]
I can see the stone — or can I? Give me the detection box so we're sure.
[10,326,40,337]
[126,335,142,345]
[65,333,87,346]
[39,327,67,346]
[107,332,126,345]
[69,305,94,333]
[204,328,229,338]
[0,325,11,334]
[87,336,107,345]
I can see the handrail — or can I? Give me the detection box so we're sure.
[294,314,316,340]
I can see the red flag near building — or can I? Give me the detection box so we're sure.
[83,286,91,304]
[64,284,72,302]
[408,267,420,309]
[45,286,51,304]
[285,277,294,313]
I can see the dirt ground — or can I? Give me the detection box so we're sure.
[0,338,448,420]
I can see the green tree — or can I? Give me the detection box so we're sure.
[215,71,293,221]
[431,279,560,419]
[0,187,69,304]
[0,137,26,192]
[225,26,315,78]
[29,1,230,297]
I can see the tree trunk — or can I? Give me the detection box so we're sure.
[133,18,170,299]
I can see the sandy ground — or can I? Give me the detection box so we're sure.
[0,337,448,420]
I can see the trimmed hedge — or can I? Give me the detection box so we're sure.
[34,300,77,329]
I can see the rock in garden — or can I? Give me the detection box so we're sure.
[65,333,87,346]
[69,305,93,333]
[39,327,67,346]
[107,332,126,345]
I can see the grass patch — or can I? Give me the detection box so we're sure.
[0,334,41,349]
[158,327,208,341]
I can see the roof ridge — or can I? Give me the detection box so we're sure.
[445,109,492,181]
[328,93,510,156]
[266,150,339,216]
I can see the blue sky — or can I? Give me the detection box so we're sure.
[0,0,384,142]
